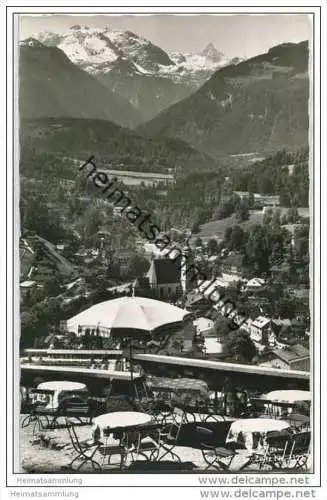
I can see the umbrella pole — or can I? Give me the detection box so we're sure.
[129,340,134,383]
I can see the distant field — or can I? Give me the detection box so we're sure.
[196,206,310,240]
[102,169,174,187]
[197,210,264,240]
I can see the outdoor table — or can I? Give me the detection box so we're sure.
[92,411,153,440]
[262,390,311,417]
[226,418,291,451]
[263,390,311,404]
[37,381,87,410]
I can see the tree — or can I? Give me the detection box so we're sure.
[191,223,200,234]
[123,254,149,279]
[279,324,293,341]
[287,207,299,224]
[248,192,255,209]
[235,200,249,222]
[20,311,38,348]
[224,227,233,243]
[228,226,245,251]
[43,274,62,297]
[195,237,203,248]
[83,205,105,239]
[215,317,236,340]
[263,208,273,225]
[225,330,257,362]
[22,190,67,242]
[272,209,281,227]
[245,225,270,274]
[207,238,219,255]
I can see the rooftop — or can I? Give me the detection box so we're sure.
[246,278,265,287]
[147,257,182,285]
[222,253,244,268]
[252,316,271,328]
[271,344,310,363]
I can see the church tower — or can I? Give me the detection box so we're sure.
[180,246,194,295]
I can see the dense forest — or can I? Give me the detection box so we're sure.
[230,148,309,207]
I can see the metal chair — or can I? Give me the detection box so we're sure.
[195,426,238,471]
[157,407,186,462]
[130,423,163,462]
[53,395,93,428]
[249,430,294,470]
[65,422,101,471]
[97,425,133,470]
[287,431,311,470]
[21,389,55,434]
[151,398,173,426]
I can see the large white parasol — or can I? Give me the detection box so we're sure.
[67,296,190,336]
[263,390,311,404]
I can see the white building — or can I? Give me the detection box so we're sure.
[250,316,271,344]
[193,317,215,337]
[244,277,265,292]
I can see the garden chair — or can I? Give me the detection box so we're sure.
[248,429,293,470]
[97,425,134,470]
[65,422,101,471]
[287,431,311,470]
[195,426,240,471]
[156,407,186,462]
[21,389,55,434]
[130,422,163,462]
[35,394,94,430]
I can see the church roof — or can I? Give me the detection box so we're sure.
[148,257,182,285]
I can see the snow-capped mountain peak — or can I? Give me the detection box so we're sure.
[28,27,235,94]
[32,26,175,75]
[201,43,225,63]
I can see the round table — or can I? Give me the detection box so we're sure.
[263,390,311,403]
[92,411,153,440]
[262,390,311,417]
[226,418,291,451]
[37,381,87,409]
[93,411,152,430]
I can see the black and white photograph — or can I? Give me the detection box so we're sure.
[2,2,325,495]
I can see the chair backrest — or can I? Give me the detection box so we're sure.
[166,407,185,441]
[135,423,161,450]
[66,423,85,454]
[61,395,88,407]
[290,431,311,456]
[58,395,90,418]
[266,430,292,459]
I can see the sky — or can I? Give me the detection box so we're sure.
[18,14,311,59]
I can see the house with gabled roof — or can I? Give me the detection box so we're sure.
[221,252,244,277]
[259,344,310,371]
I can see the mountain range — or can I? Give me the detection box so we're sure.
[19,38,144,127]
[19,31,309,164]
[29,25,232,120]
[138,41,309,157]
